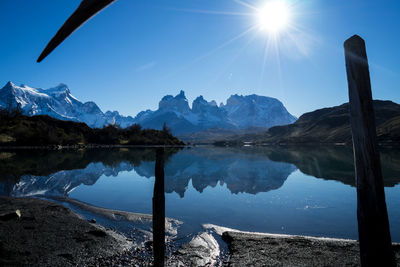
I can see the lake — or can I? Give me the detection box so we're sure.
[1,146,400,241]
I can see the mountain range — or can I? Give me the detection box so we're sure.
[0,82,296,136]
[134,90,296,135]
[0,82,134,128]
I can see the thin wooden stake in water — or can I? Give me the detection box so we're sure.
[344,35,395,266]
[153,148,165,267]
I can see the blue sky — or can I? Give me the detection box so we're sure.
[0,0,399,117]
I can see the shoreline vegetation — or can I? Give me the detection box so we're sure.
[1,196,399,266]
[0,110,184,147]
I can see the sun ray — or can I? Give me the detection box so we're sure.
[233,0,258,11]
[272,34,285,100]
[206,33,259,89]
[163,25,258,79]
[163,0,314,88]
[167,7,252,16]
[258,35,274,89]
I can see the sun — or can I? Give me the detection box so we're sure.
[257,1,290,34]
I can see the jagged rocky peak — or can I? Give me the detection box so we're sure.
[222,94,297,128]
[4,81,18,91]
[6,81,15,87]
[3,81,36,93]
[82,101,98,108]
[192,96,206,111]
[0,82,50,110]
[3,81,15,92]
[47,83,70,92]
[225,94,270,105]
[135,109,153,118]
[82,101,103,114]
[226,93,241,103]
[45,84,72,101]
[105,110,120,116]
[223,94,282,109]
[159,90,190,113]
[175,90,186,99]
[192,95,219,113]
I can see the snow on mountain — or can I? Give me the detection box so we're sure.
[134,91,297,135]
[221,94,297,128]
[0,81,296,135]
[159,90,191,114]
[0,81,135,128]
[134,90,199,134]
[104,110,135,128]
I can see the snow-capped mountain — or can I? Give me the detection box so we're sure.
[221,94,297,129]
[0,81,135,128]
[0,81,296,135]
[134,90,296,135]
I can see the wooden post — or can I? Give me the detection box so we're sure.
[153,148,165,267]
[344,35,395,266]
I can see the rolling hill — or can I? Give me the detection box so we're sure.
[218,100,400,146]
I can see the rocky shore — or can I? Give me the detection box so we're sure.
[1,196,400,266]
[0,197,132,266]
[222,231,400,266]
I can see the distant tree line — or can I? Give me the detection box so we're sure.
[0,108,184,146]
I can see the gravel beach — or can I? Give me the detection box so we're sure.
[222,231,400,266]
[0,197,132,266]
[1,196,400,266]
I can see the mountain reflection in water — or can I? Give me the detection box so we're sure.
[1,146,400,198]
[0,147,400,197]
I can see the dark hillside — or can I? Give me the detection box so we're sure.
[228,100,400,145]
[0,111,184,146]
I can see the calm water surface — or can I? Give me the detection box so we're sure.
[1,146,400,241]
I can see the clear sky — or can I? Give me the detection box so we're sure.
[0,0,399,117]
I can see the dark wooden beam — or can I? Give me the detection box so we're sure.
[153,148,165,267]
[37,0,116,62]
[344,35,395,266]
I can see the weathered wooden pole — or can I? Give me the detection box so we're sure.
[153,148,165,267]
[344,35,395,266]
